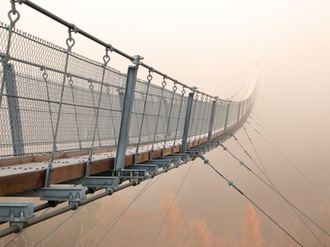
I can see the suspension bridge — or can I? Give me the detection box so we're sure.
[0,1,329,246]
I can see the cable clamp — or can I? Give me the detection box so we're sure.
[131,55,144,65]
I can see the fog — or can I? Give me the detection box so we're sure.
[0,0,330,246]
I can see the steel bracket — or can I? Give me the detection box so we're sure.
[80,177,119,190]
[145,159,172,170]
[111,169,148,179]
[0,202,34,223]
[130,164,158,176]
[40,186,86,202]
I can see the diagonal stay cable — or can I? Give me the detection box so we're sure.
[95,178,153,246]
[198,155,303,247]
[230,132,270,179]
[226,134,328,245]
[152,160,195,247]
[246,121,330,201]
[249,114,330,188]
[75,174,164,247]
[256,106,328,164]
[4,207,51,247]
[242,125,268,176]
[33,205,85,246]
[230,132,301,241]
[243,125,330,238]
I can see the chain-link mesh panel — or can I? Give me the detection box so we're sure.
[0,20,255,160]
[0,22,126,159]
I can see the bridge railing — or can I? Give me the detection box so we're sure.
[0,1,256,165]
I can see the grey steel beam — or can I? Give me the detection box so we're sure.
[114,65,138,170]
[40,186,85,202]
[4,63,24,156]
[181,90,195,153]
[0,202,34,222]
[223,101,231,132]
[237,102,242,123]
[208,98,218,142]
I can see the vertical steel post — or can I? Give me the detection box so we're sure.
[207,98,217,142]
[237,102,242,123]
[181,89,195,153]
[242,101,246,117]
[223,101,231,132]
[114,65,138,170]
[163,98,170,143]
[4,64,24,155]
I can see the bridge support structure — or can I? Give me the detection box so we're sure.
[115,63,139,171]
[181,88,196,153]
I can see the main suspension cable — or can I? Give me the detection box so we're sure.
[76,173,164,246]
[198,155,303,247]
[249,114,330,188]
[242,126,330,237]
[230,133,301,240]
[95,179,153,246]
[152,160,195,247]
[246,121,330,201]
[227,134,329,245]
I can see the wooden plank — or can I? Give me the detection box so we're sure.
[0,171,45,196]
[0,128,241,196]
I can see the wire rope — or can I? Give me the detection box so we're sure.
[151,160,194,246]
[246,121,330,201]
[199,155,303,247]
[4,207,51,247]
[75,174,164,246]
[95,178,153,246]
[228,134,327,245]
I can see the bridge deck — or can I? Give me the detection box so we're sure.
[0,129,229,197]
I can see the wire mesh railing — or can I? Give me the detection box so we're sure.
[0,0,257,163]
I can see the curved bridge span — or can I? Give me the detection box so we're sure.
[0,0,256,236]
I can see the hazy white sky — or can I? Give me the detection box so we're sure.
[0,0,329,97]
[2,0,328,97]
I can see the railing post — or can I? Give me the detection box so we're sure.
[242,101,246,117]
[237,102,242,123]
[181,87,196,153]
[223,101,231,132]
[207,97,218,142]
[114,64,139,171]
[3,63,24,156]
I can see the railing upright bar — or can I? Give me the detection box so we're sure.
[181,88,196,153]
[208,98,218,142]
[114,64,139,170]
[223,101,231,133]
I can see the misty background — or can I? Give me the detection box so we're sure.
[0,0,329,246]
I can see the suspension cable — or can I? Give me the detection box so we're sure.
[250,113,330,186]
[242,126,330,237]
[152,160,195,247]
[198,155,303,247]
[257,107,328,164]
[246,121,330,201]
[231,132,301,240]
[95,178,153,246]
[227,134,329,245]
[4,207,51,247]
[76,173,164,246]
[250,116,329,188]
[34,206,85,246]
